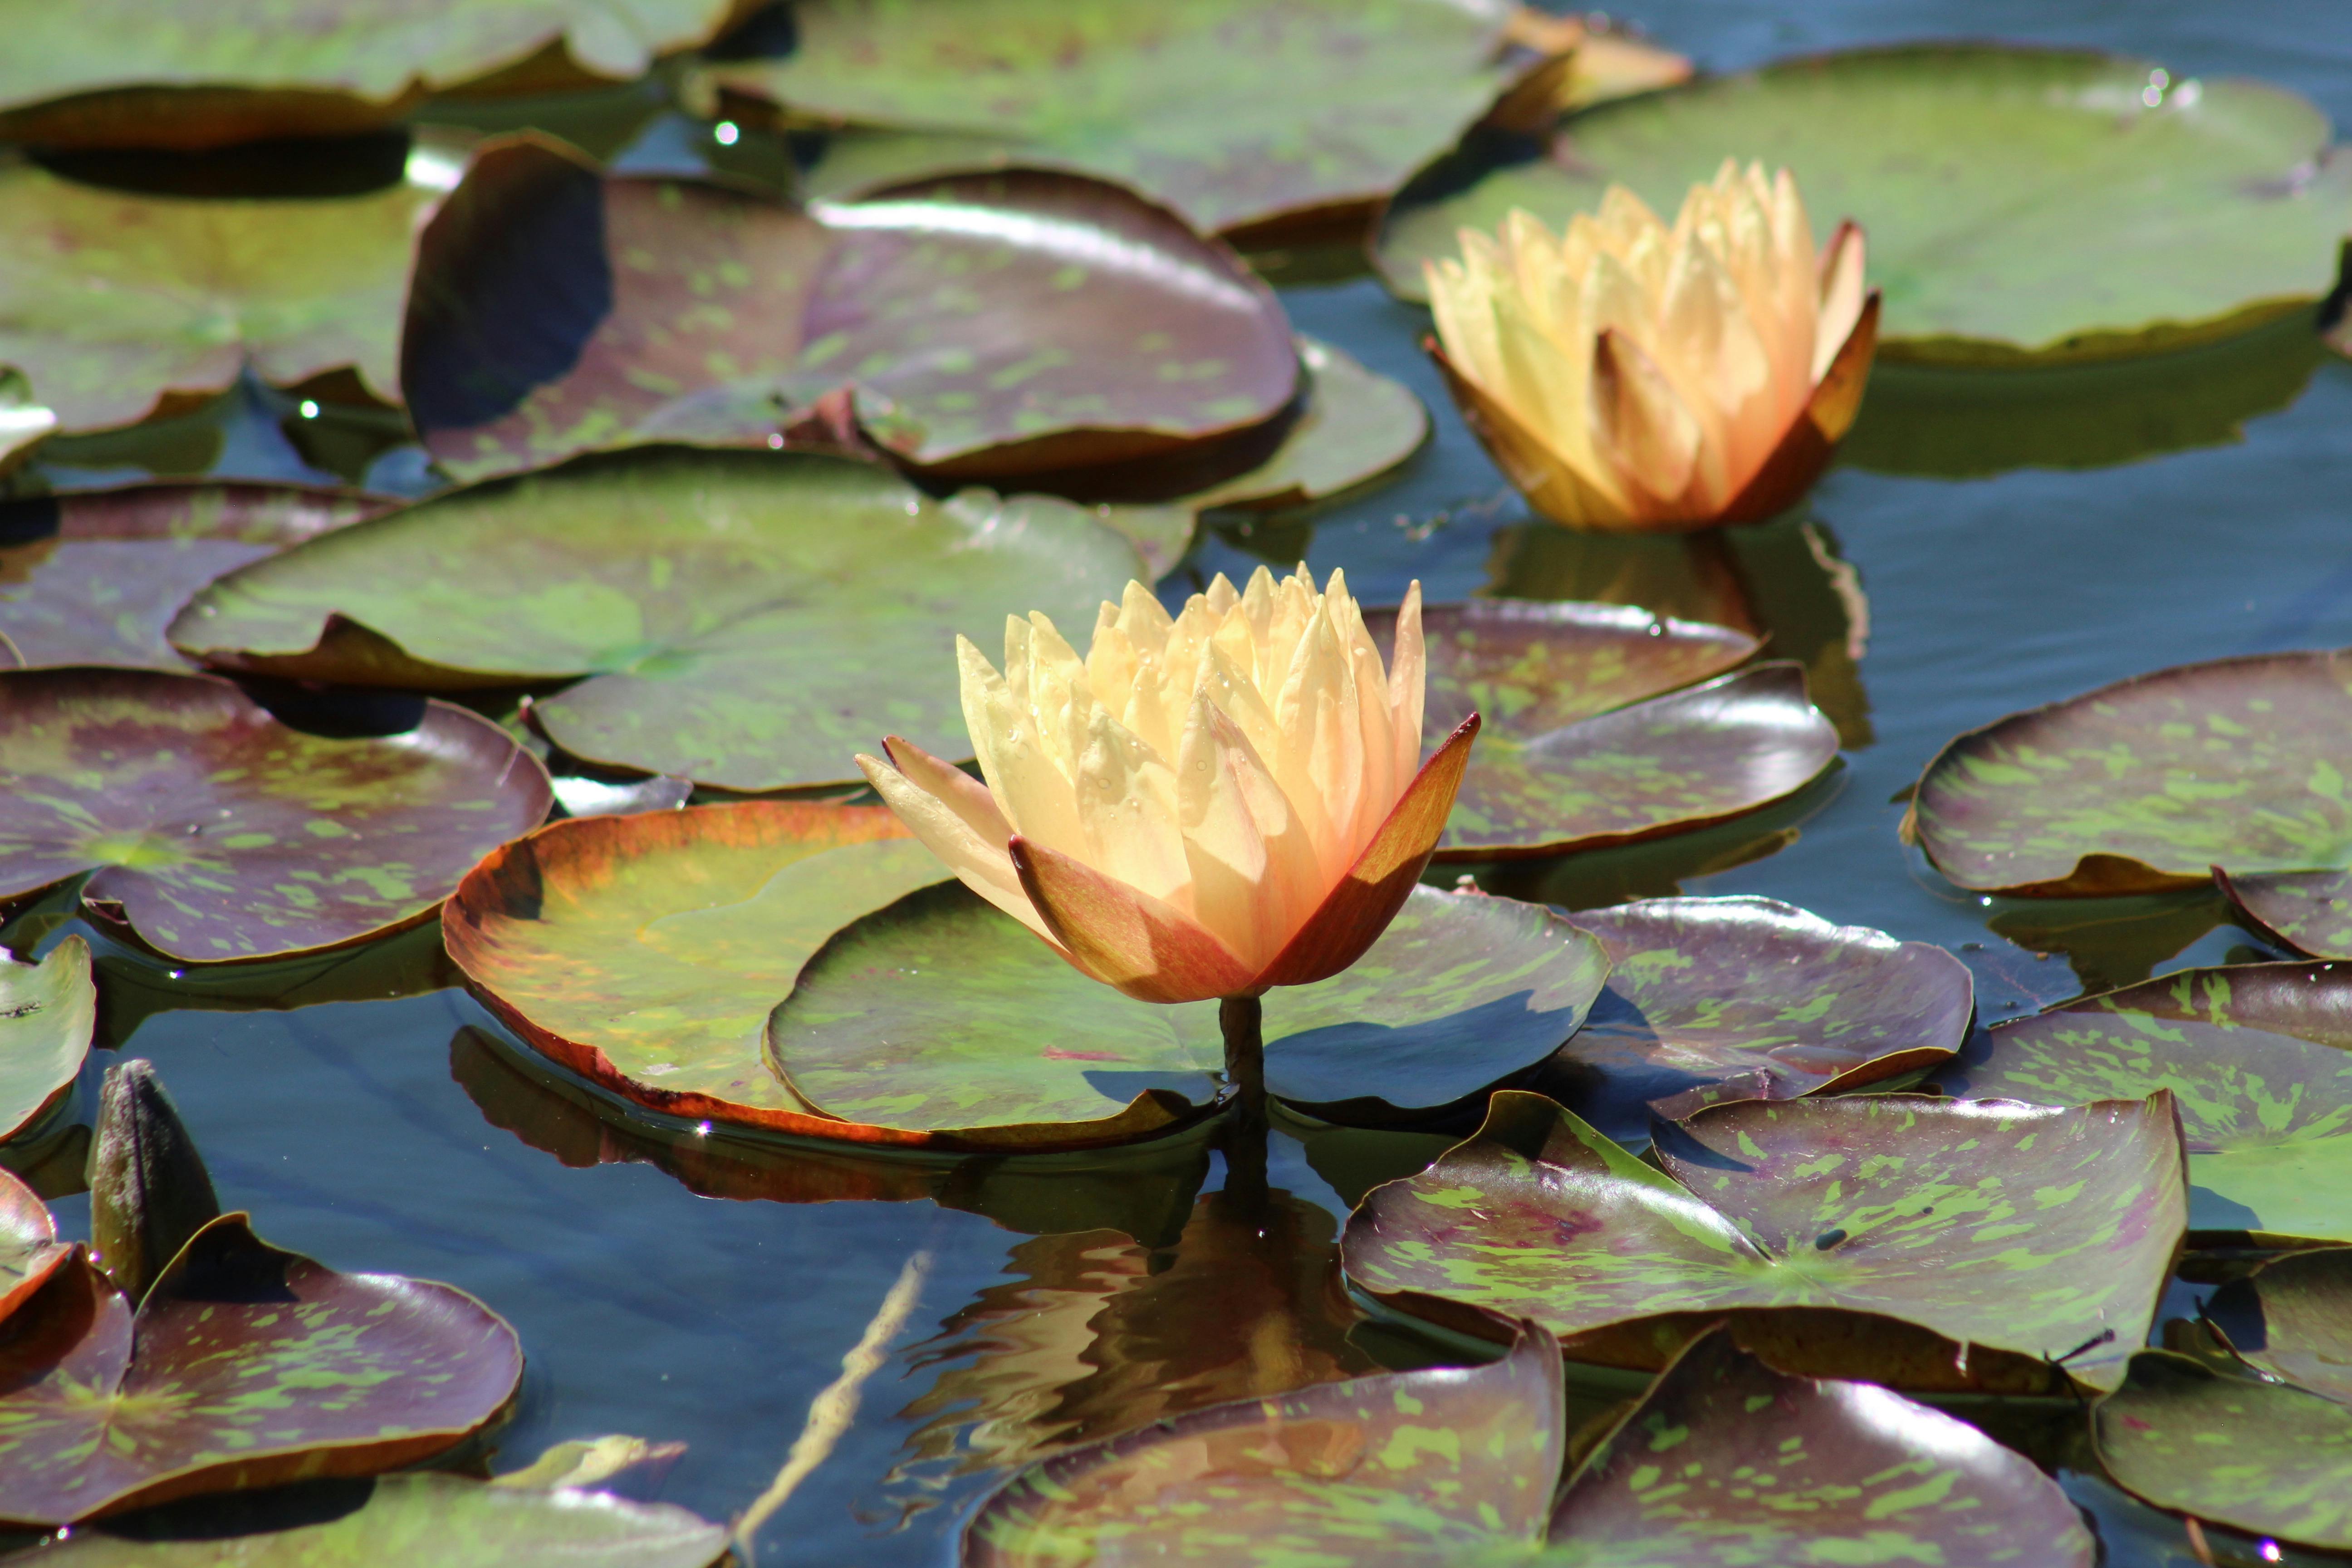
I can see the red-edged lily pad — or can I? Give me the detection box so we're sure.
[1911,648,2352,895]
[0,484,388,669]
[0,668,551,961]
[402,137,1298,486]
[168,450,1145,790]
[1534,896,1972,1140]
[0,1165,71,1327]
[1343,1088,2185,1391]
[0,936,92,1142]
[966,1319,2094,1566]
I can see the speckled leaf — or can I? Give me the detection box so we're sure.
[1535,897,1971,1141]
[443,801,954,1145]
[700,0,1526,236]
[1342,1088,2185,1391]
[2096,1351,2352,1550]
[0,937,91,1142]
[31,1474,729,1567]
[2215,866,2352,959]
[0,668,551,962]
[0,1215,522,1525]
[2206,1247,2352,1404]
[0,162,439,433]
[1911,649,2352,895]
[0,0,750,148]
[0,485,387,669]
[169,451,1144,790]
[402,138,1298,485]
[1936,962,2352,1240]
[0,1166,69,1327]
[1379,44,2352,362]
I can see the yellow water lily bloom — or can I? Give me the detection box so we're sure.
[858,566,1478,1004]
[1425,159,1879,532]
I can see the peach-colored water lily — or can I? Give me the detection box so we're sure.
[858,567,1478,1004]
[1424,159,1880,532]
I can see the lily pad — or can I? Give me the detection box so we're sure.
[0,1215,522,1525]
[2206,1247,2352,1404]
[696,0,1531,237]
[28,1474,730,1566]
[0,484,387,669]
[401,137,1298,486]
[0,1165,70,1326]
[0,936,91,1142]
[1378,44,2352,363]
[1934,962,2352,1240]
[1343,1087,2185,1391]
[0,1,751,148]
[170,451,1146,789]
[1910,648,2352,895]
[967,1318,2095,1566]
[0,160,439,433]
[1533,897,1972,1140]
[2215,866,2352,959]
[0,668,551,961]
[769,883,1609,1142]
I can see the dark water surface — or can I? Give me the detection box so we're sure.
[10,3,2352,1564]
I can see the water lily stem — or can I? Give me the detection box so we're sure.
[1220,994,1269,1214]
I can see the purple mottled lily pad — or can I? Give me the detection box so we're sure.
[0,668,551,961]
[2215,866,2352,959]
[2207,1246,2352,1404]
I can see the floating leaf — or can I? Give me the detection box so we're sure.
[0,484,387,669]
[770,884,1607,1142]
[2207,1246,2352,1404]
[0,161,438,433]
[0,1165,70,1326]
[1531,897,1971,1141]
[1911,649,2352,895]
[30,1474,729,1566]
[401,138,1298,486]
[2215,866,2352,960]
[0,1,752,148]
[0,936,91,1142]
[170,451,1144,789]
[490,1433,684,1491]
[88,1059,219,1305]
[1379,44,2352,362]
[0,1215,522,1525]
[1936,963,2352,1240]
[697,0,1533,237]
[0,668,551,961]
[966,1319,2094,1566]
[1343,1088,2184,1391]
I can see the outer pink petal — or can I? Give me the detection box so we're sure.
[1009,837,1259,1004]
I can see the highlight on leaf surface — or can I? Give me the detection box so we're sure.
[0,936,93,1143]
[1425,161,1876,531]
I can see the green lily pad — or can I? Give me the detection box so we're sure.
[0,0,750,148]
[2215,867,2352,959]
[1935,963,2352,1240]
[1534,897,1971,1141]
[2095,1351,2352,1551]
[967,1319,2095,1566]
[0,668,551,961]
[0,484,387,669]
[0,1215,523,1525]
[402,137,1298,486]
[26,1474,730,1566]
[170,450,1145,789]
[0,160,438,433]
[1342,1087,2185,1391]
[0,937,91,1142]
[0,1165,70,1326]
[2207,1247,2352,1404]
[1378,44,2352,363]
[443,799,954,1146]
[696,0,1529,237]
[769,884,1610,1142]
[1911,648,2352,895]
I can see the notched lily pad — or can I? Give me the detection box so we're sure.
[1343,1087,2185,1391]
[1380,43,2352,362]
[0,668,551,961]
[1936,962,2352,1240]
[1911,648,2352,895]
[0,484,388,669]
[0,1214,522,1525]
[169,450,1145,790]
[966,1318,2094,1566]
[0,936,92,1142]
[1533,896,1971,1141]
[402,137,1298,486]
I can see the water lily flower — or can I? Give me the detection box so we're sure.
[858,566,1478,1005]
[1425,159,1880,532]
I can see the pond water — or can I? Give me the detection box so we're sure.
[9,3,2352,1564]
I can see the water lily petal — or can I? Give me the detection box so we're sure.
[858,750,1053,945]
[1009,835,1257,1003]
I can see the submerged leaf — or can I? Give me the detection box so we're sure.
[0,936,93,1142]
